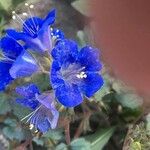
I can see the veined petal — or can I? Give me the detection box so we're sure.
[23,17,43,37]
[79,72,104,97]
[0,62,13,91]
[55,83,83,107]
[30,105,59,132]
[50,61,65,89]
[9,51,39,79]
[35,92,54,109]
[0,37,23,59]
[78,46,102,72]
[51,39,78,65]
[16,98,39,109]
[16,84,40,98]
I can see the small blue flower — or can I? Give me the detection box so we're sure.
[50,39,104,107]
[6,9,63,53]
[0,36,39,84]
[16,84,59,133]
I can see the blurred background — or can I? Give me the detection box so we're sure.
[0,0,149,149]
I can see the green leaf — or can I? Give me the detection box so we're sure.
[3,126,25,141]
[55,143,68,150]
[85,127,115,150]
[0,0,12,11]
[71,0,91,17]
[115,93,143,109]
[146,113,150,135]
[43,129,63,140]
[33,137,45,146]
[70,138,91,150]
[12,103,31,120]
[0,93,11,115]
[4,118,17,127]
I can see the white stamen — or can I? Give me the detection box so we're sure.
[12,11,15,14]
[12,15,16,20]
[30,5,34,9]
[83,74,87,78]
[25,3,29,6]
[76,71,87,79]
[29,124,34,130]
[22,12,28,16]
[76,74,81,79]
[50,28,53,31]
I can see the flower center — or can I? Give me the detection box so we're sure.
[60,63,86,84]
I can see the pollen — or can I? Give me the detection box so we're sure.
[30,5,34,9]
[76,72,87,79]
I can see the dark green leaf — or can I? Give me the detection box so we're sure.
[0,93,11,115]
[85,127,115,150]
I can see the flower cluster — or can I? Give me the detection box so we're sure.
[0,3,103,133]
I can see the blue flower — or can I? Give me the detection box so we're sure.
[0,36,39,85]
[0,36,23,90]
[16,84,59,133]
[6,9,63,53]
[50,39,104,107]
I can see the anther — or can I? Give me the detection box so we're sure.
[22,12,28,16]
[34,130,38,133]
[25,3,29,6]
[12,15,16,20]
[29,124,34,130]
[29,5,34,9]
[12,11,15,14]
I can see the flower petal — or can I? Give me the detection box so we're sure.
[30,105,59,132]
[10,51,39,78]
[50,61,65,89]
[43,9,55,26]
[16,98,39,109]
[55,83,83,107]
[0,37,23,59]
[0,62,13,91]
[35,92,55,109]
[23,17,43,37]
[78,46,102,72]
[16,84,40,98]
[51,39,78,65]
[79,72,104,97]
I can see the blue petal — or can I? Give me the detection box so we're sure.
[9,51,39,78]
[78,46,102,72]
[36,92,54,109]
[6,29,51,53]
[23,17,43,37]
[6,29,30,41]
[50,61,65,89]
[16,98,39,109]
[0,62,13,91]
[51,39,78,65]
[55,83,83,107]
[16,84,40,98]
[0,37,23,59]
[79,72,104,97]
[30,105,59,132]
[43,9,56,26]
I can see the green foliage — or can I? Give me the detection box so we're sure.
[0,93,11,115]
[0,0,12,11]
[3,118,31,141]
[115,93,143,109]
[71,0,91,17]
[85,127,115,150]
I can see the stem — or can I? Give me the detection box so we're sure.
[64,120,71,145]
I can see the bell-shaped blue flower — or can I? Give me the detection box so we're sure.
[50,39,104,107]
[16,84,59,133]
[6,9,62,53]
